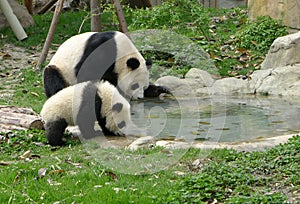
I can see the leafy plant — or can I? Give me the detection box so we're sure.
[160,136,300,203]
[234,16,288,52]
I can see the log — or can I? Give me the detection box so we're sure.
[0,106,43,133]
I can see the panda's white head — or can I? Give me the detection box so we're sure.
[114,32,150,100]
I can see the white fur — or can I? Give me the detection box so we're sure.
[114,32,149,99]
[48,32,97,85]
[46,31,149,99]
[40,80,131,135]
[98,80,131,134]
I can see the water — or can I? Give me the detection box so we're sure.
[130,95,300,142]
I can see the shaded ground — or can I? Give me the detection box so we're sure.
[0,44,53,101]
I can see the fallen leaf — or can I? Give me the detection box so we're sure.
[65,160,82,168]
[0,161,10,166]
[14,171,21,183]
[49,169,65,175]
[2,53,12,59]
[30,154,41,159]
[38,168,47,178]
[174,171,185,176]
[30,92,39,97]
[19,150,31,159]
[47,179,61,186]
[105,171,118,182]
[199,121,210,125]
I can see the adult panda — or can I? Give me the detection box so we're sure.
[40,80,132,146]
[43,31,169,100]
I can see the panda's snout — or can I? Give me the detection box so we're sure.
[132,88,144,100]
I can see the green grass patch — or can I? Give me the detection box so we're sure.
[0,129,299,203]
[0,2,297,203]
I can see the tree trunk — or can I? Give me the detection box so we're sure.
[114,0,129,35]
[24,0,33,14]
[37,0,58,14]
[36,0,64,70]
[90,0,102,32]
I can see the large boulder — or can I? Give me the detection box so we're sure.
[248,0,300,30]
[254,31,300,96]
[0,0,34,29]
[261,31,300,70]
[255,65,300,96]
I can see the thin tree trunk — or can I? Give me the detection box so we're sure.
[37,0,58,14]
[90,0,102,32]
[113,0,129,36]
[24,0,33,14]
[36,0,64,70]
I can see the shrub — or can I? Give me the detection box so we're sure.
[234,16,288,52]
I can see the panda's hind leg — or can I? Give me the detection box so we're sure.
[44,118,68,146]
[43,65,67,98]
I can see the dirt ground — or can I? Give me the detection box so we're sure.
[0,44,53,100]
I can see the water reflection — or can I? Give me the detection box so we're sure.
[130,95,300,142]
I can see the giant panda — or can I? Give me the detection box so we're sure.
[40,80,132,146]
[43,31,169,100]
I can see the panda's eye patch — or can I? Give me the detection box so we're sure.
[118,121,126,129]
[127,58,140,70]
[112,103,123,113]
[131,83,139,90]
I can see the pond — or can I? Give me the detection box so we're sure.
[130,95,300,143]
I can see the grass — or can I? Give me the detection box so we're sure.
[0,129,299,203]
[0,1,298,203]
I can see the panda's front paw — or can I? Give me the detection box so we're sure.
[144,84,171,98]
[48,139,66,147]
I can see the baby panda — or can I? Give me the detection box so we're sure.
[40,80,131,146]
[43,31,169,100]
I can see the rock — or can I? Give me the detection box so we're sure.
[255,64,300,96]
[156,140,191,149]
[155,76,194,97]
[130,29,218,75]
[185,68,215,88]
[127,136,155,151]
[261,31,300,70]
[210,77,249,95]
[248,69,272,93]
[0,0,34,29]
[248,0,300,30]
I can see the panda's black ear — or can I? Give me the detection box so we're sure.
[127,58,140,70]
[146,58,152,70]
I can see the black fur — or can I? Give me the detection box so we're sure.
[76,32,119,87]
[146,58,152,69]
[131,83,139,90]
[112,102,123,113]
[117,121,126,129]
[43,65,68,98]
[76,82,104,139]
[144,83,171,98]
[45,118,68,146]
[126,57,140,70]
